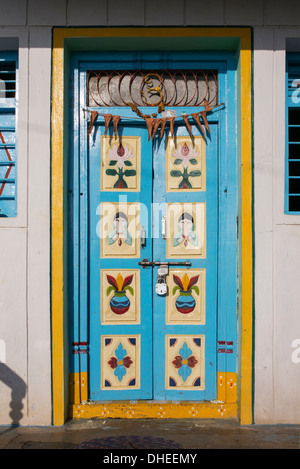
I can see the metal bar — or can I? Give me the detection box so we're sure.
[138,259,191,267]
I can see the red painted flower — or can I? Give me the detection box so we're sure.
[172,355,198,369]
[108,342,133,382]
[171,341,198,382]
[108,356,133,369]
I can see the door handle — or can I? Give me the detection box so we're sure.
[141,226,146,249]
[161,216,166,239]
[138,259,191,268]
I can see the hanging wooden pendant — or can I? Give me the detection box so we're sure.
[113,115,120,140]
[168,117,176,137]
[152,119,162,139]
[89,111,98,135]
[203,99,213,112]
[191,112,205,136]
[200,110,210,134]
[144,117,155,141]
[104,114,112,136]
[182,115,193,139]
[160,117,168,138]
[200,99,212,134]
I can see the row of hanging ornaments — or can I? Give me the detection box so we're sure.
[87,99,217,141]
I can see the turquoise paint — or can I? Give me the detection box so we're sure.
[69,51,238,401]
[152,118,218,401]
[89,116,153,400]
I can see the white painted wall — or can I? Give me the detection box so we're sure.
[0,0,300,425]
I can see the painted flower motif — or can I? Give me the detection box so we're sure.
[106,144,136,188]
[170,143,201,189]
[108,342,133,382]
[172,273,199,295]
[106,273,134,295]
[106,273,134,315]
[107,143,134,169]
[172,142,199,169]
[172,342,198,382]
[172,273,199,314]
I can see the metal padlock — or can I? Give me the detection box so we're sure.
[156,278,167,296]
[155,265,168,296]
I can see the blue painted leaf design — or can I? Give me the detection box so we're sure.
[178,364,192,382]
[114,365,126,382]
[115,343,127,360]
[179,342,192,359]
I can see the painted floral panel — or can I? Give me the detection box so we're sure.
[101,136,140,191]
[166,269,205,325]
[101,335,140,390]
[101,269,140,325]
[166,136,205,192]
[166,335,205,390]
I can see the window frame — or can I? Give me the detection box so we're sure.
[285,52,300,214]
[0,50,18,218]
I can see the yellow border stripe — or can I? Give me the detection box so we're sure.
[71,402,238,420]
[51,27,252,425]
[240,32,253,425]
[51,40,65,425]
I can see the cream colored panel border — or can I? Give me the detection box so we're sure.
[101,136,141,192]
[100,202,140,258]
[166,136,206,192]
[100,269,140,325]
[101,335,140,390]
[166,269,205,325]
[166,202,206,258]
[166,335,205,390]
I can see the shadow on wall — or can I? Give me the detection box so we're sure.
[0,363,26,429]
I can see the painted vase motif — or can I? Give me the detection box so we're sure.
[106,273,134,315]
[173,273,199,315]
[175,290,196,314]
[109,290,130,315]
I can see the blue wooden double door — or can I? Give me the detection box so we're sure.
[70,52,237,404]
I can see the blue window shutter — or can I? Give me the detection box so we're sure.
[0,51,18,218]
[286,53,300,214]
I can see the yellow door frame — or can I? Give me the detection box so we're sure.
[51,27,253,425]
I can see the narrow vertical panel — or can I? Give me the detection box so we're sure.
[239,32,253,425]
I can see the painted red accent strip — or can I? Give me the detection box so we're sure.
[0,130,12,161]
[0,130,13,197]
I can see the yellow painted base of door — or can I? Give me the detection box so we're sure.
[69,372,238,419]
